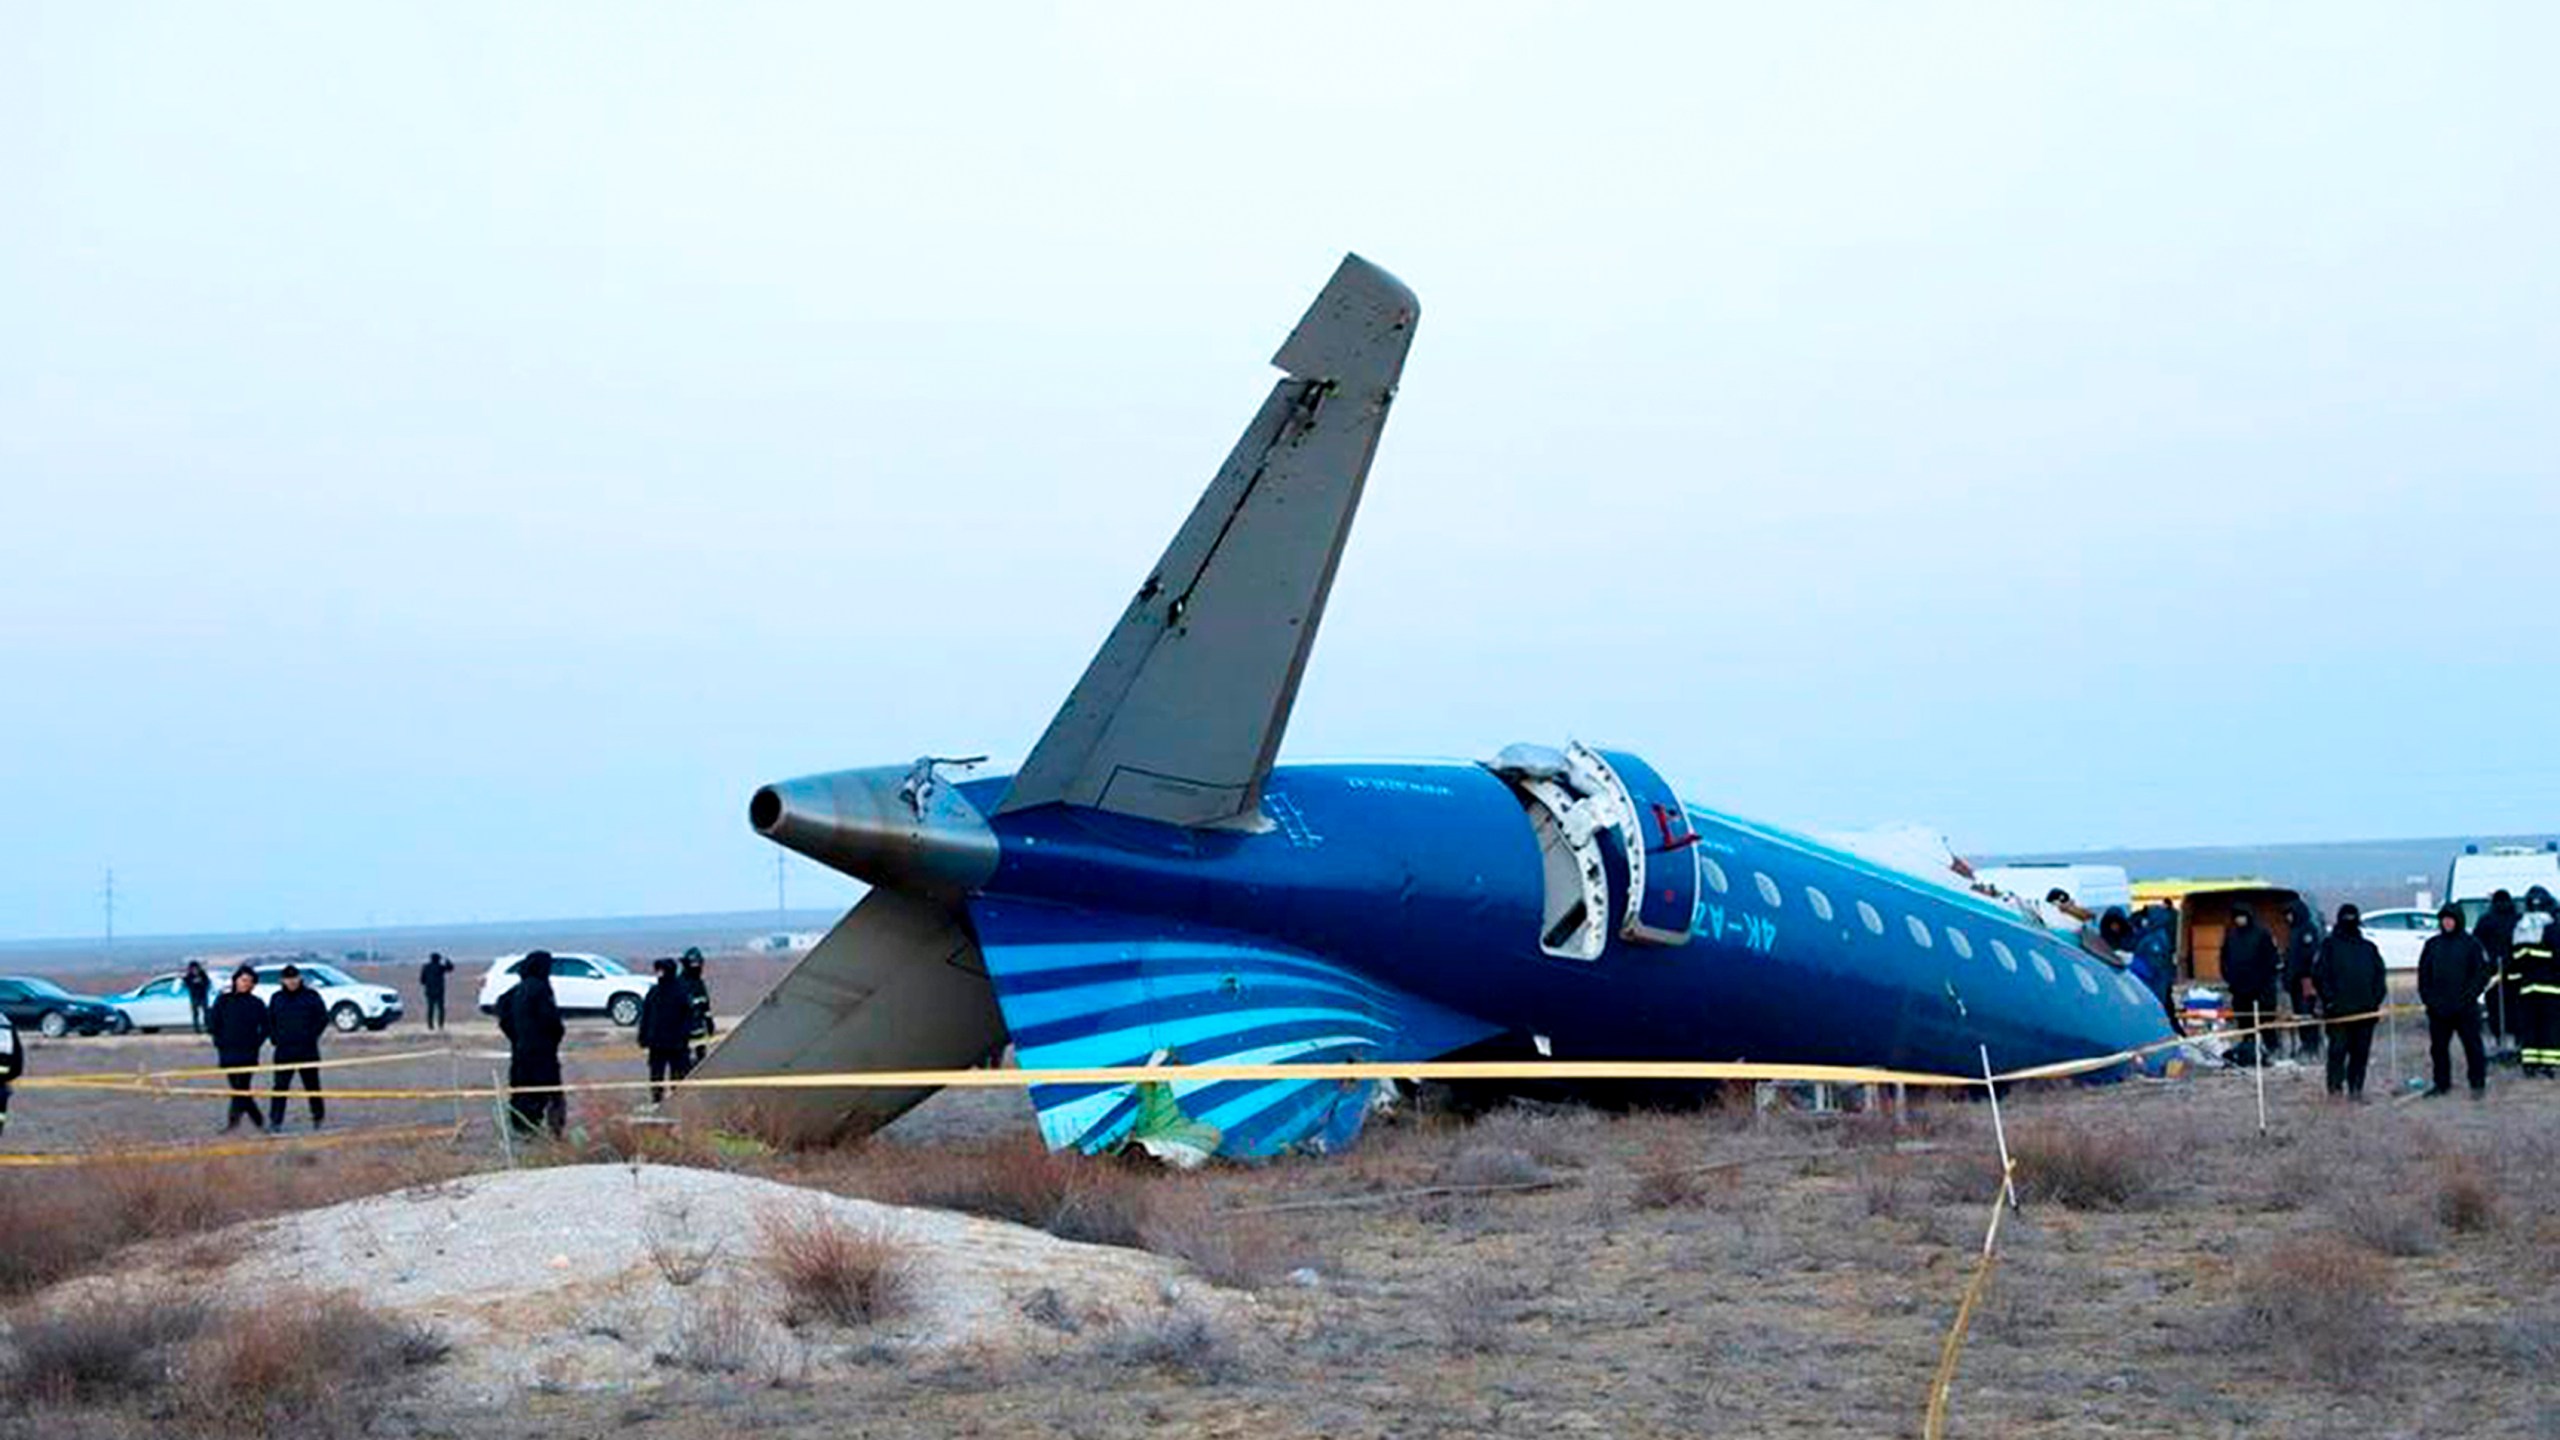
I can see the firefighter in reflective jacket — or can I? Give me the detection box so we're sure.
[2514,887,2560,1077]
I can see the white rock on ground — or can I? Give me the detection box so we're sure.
[44,1162,1232,1402]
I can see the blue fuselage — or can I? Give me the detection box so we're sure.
[967,759,2174,1080]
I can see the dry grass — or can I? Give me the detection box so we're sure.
[1094,1310,1250,1385]
[0,1148,469,1300]
[2223,1235,2396,1387]
[1855,1155,1917,1218]
[1437,1268,1533,1355]
[181,1290,447,1434]
[1938,1117,2166,1211]
[836,1140,1156,1248]
[753,1204,915,1329]
[1137,1189,1287,1290]
[2327,1178,2442,1258]
[1630,1136,1712,1210]
[2,1284,443,1436]
[2433,1150,2503,1234]
[1,1288,209,1406]
[658,1283,780,1376]
[1434,1143,1553,1190]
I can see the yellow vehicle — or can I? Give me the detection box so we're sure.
[2130,878,2317,984]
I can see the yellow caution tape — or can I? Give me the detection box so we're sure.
[0,1122,465,1169]
[26,1047,459,1086]
[1923,1171,2012,1439]
[9,1005,2414,1103]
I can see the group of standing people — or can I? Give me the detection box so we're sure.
[204,963,333,1132]
[2471,888,2560,1076]
[2217,902,2392,1097]
[493,948,714,1138]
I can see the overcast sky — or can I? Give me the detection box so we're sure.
[4,3,2554,940]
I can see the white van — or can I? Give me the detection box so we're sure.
[2447,843,2560,924]
[1974,862,2135,922]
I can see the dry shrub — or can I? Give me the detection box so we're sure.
[867,1141,1155,1248]
[2434,1151,2503,1235]
[181,1290,446,1435]
[754,1205,915,1329]
[2004,1119,2166,1211]
[1,1287,209,1406]
[1137,1190,1286,1290]
[1856,1155,1916,1219]
[641,1197,722,1287]
[1435,1144,1552,1190]
[1096,1310,1249,1385]
[2328,1182,2441,1258]
[2224,1236,2395,1386]
[1630,1138,1710,1211]
[1437,1268,1532,1354]
[583,1111,728,1169]
[1463,1106,1599,1171]
[659,1283,778,1376]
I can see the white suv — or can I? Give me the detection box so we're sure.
[111,961,404,1033]
[476,952,651,1028]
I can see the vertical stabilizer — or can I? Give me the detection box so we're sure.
[996,254,1419,829]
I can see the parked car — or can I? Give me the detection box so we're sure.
[108,962,403,1034]
[0,975,126,1037]
[2354,908,2434,973]
[477,952,649,1027]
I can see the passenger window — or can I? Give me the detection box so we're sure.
[1806,887,1835,922]
[1701,857,1730,894]
[1755,873,1783,908]
[2117,974,2149,1005]
[1990,940,2019,973]
[1946,929,1973,960]
[1904,916,1933,948]
[1857,901,1885,935]
[2031,952,2057,984]
[2075,967,2100,996]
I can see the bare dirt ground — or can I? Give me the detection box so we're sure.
[3,1033,2553,1439]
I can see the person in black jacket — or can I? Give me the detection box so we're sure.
[637,958,695,1105]
[2281,899,2324,1060]
[206,965,270,1132]
[419,952,456,1031]
[182,959,212,1035]
[496,951,567,1138]
[2221,905,2283,1067]
[0,1009,20,1139]
[680,950,715,1068]
[265,965,330,1129]
[2418,903,2494,1098]
[2478,890,2521,1047]
[2314,904,2389,1098]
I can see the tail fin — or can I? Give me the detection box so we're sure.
[996,254,1418,830]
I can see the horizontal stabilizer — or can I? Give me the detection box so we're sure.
[996,254,1419,830]
[970,898,1497,1160]
[680,888,1007,1144]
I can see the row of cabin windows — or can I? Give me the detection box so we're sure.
[1699,852,2146,1007]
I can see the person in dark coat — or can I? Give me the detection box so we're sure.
[680,950,715,1067]
[2478,889,2523,1049]
[2281,898,2325,1060]
[2514,888,2560,1077]
[637,958,695,1104]
[496,951,567,1138]
[2128,904,2180,1023]
[418,952,456,1031]
[2313,904,2389,1098]
[206,965,270,1132]
[182,959,212,1035]
[2417,903,2494,1098]
[2221,905,2283,1067]
[0,1009,20,1139]
[265,964,330,1129]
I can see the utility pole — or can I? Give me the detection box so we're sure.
[101,867,116,951]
